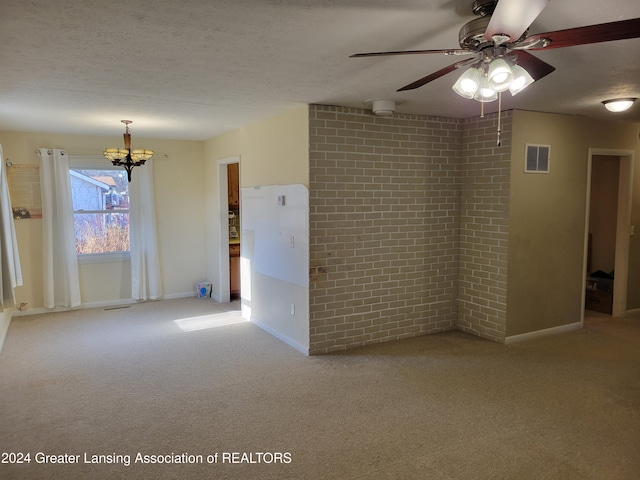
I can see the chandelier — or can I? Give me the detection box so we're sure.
[103,120,153,182]
[452,45,534,102]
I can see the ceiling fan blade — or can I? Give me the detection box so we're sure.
[484,0,549,42]
[521,17,640,50]
[511,50,555,81]
[350,48,473,58]
[397,57,476,92]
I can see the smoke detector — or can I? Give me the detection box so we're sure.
[364,99,397,116]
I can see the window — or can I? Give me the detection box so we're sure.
[69,167,129,255]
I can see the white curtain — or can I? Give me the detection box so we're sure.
[129,159,162,300]
[38,148,81,308]
[0,146,23,310]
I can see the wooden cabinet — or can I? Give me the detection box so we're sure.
[229,243,240,297]
[227,163,239,207]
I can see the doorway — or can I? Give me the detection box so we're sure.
[217,157,240,303]
[227,163,240,299]
[583,149,634,319]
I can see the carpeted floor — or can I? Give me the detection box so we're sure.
[0,298,639,479]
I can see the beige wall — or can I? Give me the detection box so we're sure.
[0,131,206,310]
[507,111,640,336]
[240,106,310,188]
[589,156,620,273]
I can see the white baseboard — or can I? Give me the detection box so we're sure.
[11,298,141,317]
[505,321,582,345]
[625,307,640,317]
[249,316,309,355]
[10,293,222,319]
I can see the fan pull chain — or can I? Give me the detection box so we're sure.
[496,92,502,147]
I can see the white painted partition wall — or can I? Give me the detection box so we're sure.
[241,184,310,354]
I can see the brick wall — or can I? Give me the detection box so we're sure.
[458,111,512,342]
[308,104,462,354]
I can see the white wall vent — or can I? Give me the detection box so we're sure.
[525,144,550,173]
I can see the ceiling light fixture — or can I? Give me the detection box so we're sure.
[602,98,636,113]
[452,47,533,103]
[103,120,153,182]
[451,46,535,146]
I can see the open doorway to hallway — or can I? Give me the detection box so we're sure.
[584,149,634,319]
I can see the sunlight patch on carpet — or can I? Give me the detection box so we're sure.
[174,312,247,332]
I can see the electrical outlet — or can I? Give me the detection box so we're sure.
[631,225,635,236]
[290,235,295,248]
[290,304,295,315]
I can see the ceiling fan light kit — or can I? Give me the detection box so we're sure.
[602,98,636,113]
[451,47,525,102]
[350,0,640,120]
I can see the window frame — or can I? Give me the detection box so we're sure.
[69,156,131,263]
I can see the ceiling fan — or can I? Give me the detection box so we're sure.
[351,0,640,101]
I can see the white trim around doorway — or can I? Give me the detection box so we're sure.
[583,148,634,320]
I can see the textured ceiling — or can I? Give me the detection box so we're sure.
[1,0,639,140]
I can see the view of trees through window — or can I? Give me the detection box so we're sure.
[70,168,130,254]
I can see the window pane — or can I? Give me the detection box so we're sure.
[70,168,130,254]
[74,212,130,254]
